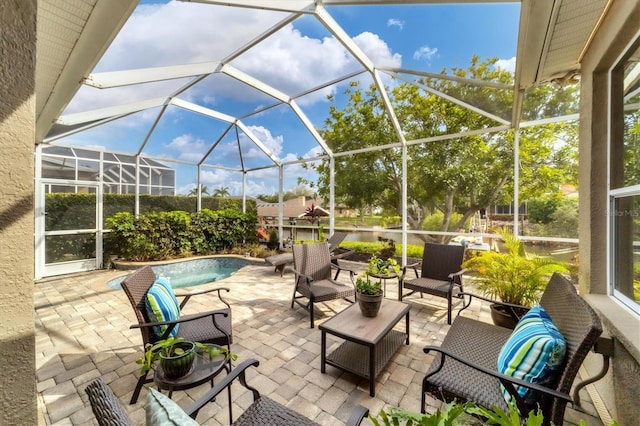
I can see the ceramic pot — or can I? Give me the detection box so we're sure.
[490,304,530,329]
[357,292,383,317]
[160,341,196,379]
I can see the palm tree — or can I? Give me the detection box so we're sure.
[188,185,209,196]
[213,186,230,197]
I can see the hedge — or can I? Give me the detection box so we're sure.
[44,193,257,263]
[105,209,258,261]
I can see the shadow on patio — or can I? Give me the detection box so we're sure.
[35,260,604,425]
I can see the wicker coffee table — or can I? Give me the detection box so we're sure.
[319,299,410,396]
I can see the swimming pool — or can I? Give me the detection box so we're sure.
[107,256,259,290]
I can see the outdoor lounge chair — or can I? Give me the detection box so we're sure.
[291,241,356,328]
[121,265,232,404]
[399,242,465,324]
[85,361,370,425]
[327,231,355,278]
[326,231,348,252]
[421,273,603,425]
[264,232,352,277]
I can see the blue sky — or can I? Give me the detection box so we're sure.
[60,1,520,196]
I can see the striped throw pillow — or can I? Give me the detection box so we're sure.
[146,388,198,426]
[145,277,181,338]
[497,304,566,407]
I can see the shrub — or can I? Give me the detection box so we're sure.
[527,196,561,224]
[105,208,257,261]
[422,211,468,232]
[544,197,579,238]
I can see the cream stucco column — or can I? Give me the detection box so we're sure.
[579,1,640,423]
[0,0,37,424]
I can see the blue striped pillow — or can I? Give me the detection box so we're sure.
[497,304,566,406]
[145,277,181,338]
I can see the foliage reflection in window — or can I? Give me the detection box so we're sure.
[610,38,640,314]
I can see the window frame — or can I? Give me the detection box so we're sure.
[608,34,640,316]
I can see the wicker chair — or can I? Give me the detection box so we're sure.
[85,362,370,425]
[121,265,232,404]
[399,242,465,324]
[291,242,356,328]
[421,273,603,425]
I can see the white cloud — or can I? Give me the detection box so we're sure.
[165,134,209,162]
[58,1,401,192]
[413,45,438,62]
[495,57,516,73]
[387,18,404,30]
[353,32,402,68]
[71,2,404,112]
[243,125,284,158]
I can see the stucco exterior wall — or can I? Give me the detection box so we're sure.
[0,0,37,424]
[579,0,640,424]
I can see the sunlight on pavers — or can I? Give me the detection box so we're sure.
[35,260,603,425]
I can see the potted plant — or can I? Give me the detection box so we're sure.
[366,254,401,277]
[266,228,279,250]
[137,336,232,379]
[356,276,383,317]
[461,228,568,328]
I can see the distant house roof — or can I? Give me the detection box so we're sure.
[561,184,578,197]
[257,196,324,220]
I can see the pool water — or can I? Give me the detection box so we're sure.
[107,257,258,289]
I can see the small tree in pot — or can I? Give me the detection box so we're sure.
[461,228,568,328]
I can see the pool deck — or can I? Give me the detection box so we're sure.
[35,259,606,425]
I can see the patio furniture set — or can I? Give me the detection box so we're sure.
[264,231,354,276]
[85,240,605,425]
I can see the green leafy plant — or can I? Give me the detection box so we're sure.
[369,398,617,426]
[136,336,236,376]
[461,228,568,307]
[370,402,474,426]
[367,254,401,277]
[267,228,279,250]
[369,401,544,426]
[356,276,383,295]
[105,208,257,261]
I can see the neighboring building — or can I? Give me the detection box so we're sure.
[40,145,176,195]
[256,196,326,224]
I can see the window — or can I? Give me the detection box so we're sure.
[610,37,640,315]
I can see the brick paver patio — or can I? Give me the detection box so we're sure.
[35,257,604,425]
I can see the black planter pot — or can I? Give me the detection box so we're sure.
[160,341,196,379]
[357,292,383,317]
[490,304,530,329]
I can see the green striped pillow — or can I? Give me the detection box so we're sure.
[497,304,566,407]
[145,277,181,338]
[146,388,198,425]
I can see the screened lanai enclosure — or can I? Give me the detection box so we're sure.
[34,0,614,279]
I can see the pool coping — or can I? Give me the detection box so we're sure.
[112,253,266,270]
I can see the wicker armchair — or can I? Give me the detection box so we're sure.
[86,379,133,426]
[291,242,356,328]
[121,265,232,404]
[421,273,602,425]
[85,361,370,425]
[399,242,465,324]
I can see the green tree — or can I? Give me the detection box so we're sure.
[313,56,578,242]
[188,185,209,196]
[213,186,230,197]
